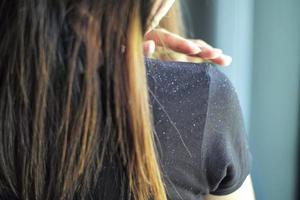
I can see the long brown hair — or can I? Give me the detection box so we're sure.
[0,0,166,199]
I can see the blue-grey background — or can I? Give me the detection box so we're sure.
[184,0,300,199]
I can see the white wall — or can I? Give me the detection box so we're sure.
[214,0,254,132]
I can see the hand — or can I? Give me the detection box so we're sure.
[144,28,232,67]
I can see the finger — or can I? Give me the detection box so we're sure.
[189,40,227,60]
[190,41,232,66]
[190,39,213,49]
[187,47,223,59]
[210,54,233,66]
[145,29,201,55]
[197,48,223,59]
[143,40,156,56]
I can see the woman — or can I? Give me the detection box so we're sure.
[0,0,254,200]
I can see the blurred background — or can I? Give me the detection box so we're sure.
[181,0,300,199]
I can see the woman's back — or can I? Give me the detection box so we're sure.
[92,59,251,200]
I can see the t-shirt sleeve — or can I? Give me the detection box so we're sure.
[202,66,252,195]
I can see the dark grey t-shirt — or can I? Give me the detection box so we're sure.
[145,58,251,200]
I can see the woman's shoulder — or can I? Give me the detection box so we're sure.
[145,58,236,106]
[145,58,234,93]
[145,58,212,137]
[145,58,245,148]
[145,58,251,198]
[145,58,211,85]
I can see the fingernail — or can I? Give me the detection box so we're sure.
[223,55,233,66]
[148,41,156,55]
[214,48,223,54]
